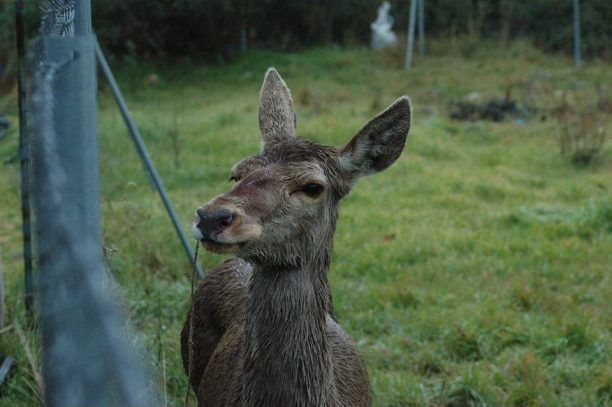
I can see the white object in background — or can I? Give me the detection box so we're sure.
[371,1,398,50]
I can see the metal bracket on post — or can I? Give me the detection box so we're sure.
[94,37,204,279]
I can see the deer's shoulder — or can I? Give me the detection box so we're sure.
[327,315,372,406]
[195,257,251,328]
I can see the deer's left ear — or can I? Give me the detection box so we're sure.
[259,68,296,149]
[339,96,411,177]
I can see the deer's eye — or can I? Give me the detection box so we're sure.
[229,175,240,182]
[301,183,324,198]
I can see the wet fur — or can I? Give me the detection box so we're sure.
[181,258,370,406]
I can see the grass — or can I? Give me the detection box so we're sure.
[1,41,610,406]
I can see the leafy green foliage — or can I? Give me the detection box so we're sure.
[1,0,611,61]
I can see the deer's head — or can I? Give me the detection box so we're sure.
[192,68,411,268]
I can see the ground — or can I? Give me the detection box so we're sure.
[0,41,610,406]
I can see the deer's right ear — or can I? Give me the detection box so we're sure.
[259,68,296,149]
[339,96,411,178]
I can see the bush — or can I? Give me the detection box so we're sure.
[554,91,607,166]
[0,0,610,61]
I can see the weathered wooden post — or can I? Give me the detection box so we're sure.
[15,0,33,316]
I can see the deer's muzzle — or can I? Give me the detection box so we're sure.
[195,207,235,239]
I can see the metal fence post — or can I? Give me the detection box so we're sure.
[240,0,248,54]
[573,0,581,69]
[31,0,155,405]
[418,0,425,55]
[405,0,418,69]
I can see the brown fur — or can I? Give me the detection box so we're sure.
[182,68,412,406]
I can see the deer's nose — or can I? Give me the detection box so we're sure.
[197,208,235,235]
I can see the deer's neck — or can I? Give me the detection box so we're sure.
[242,256,336,406]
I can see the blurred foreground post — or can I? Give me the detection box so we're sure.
[573,0,581,69]
[31,0,154,405]
[405,0,417,69]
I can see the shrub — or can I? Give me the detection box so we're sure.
[1,1,611,61]
[554,91,607,166]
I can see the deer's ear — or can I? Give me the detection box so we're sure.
[259,68,296,148]
[339,96,411,177]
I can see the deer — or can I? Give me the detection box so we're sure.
[182,68,411,406]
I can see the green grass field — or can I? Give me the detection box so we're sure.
[1,42,610,406]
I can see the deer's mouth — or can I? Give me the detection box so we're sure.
[201,238,246,254]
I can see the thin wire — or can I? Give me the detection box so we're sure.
[184,242,199,407]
